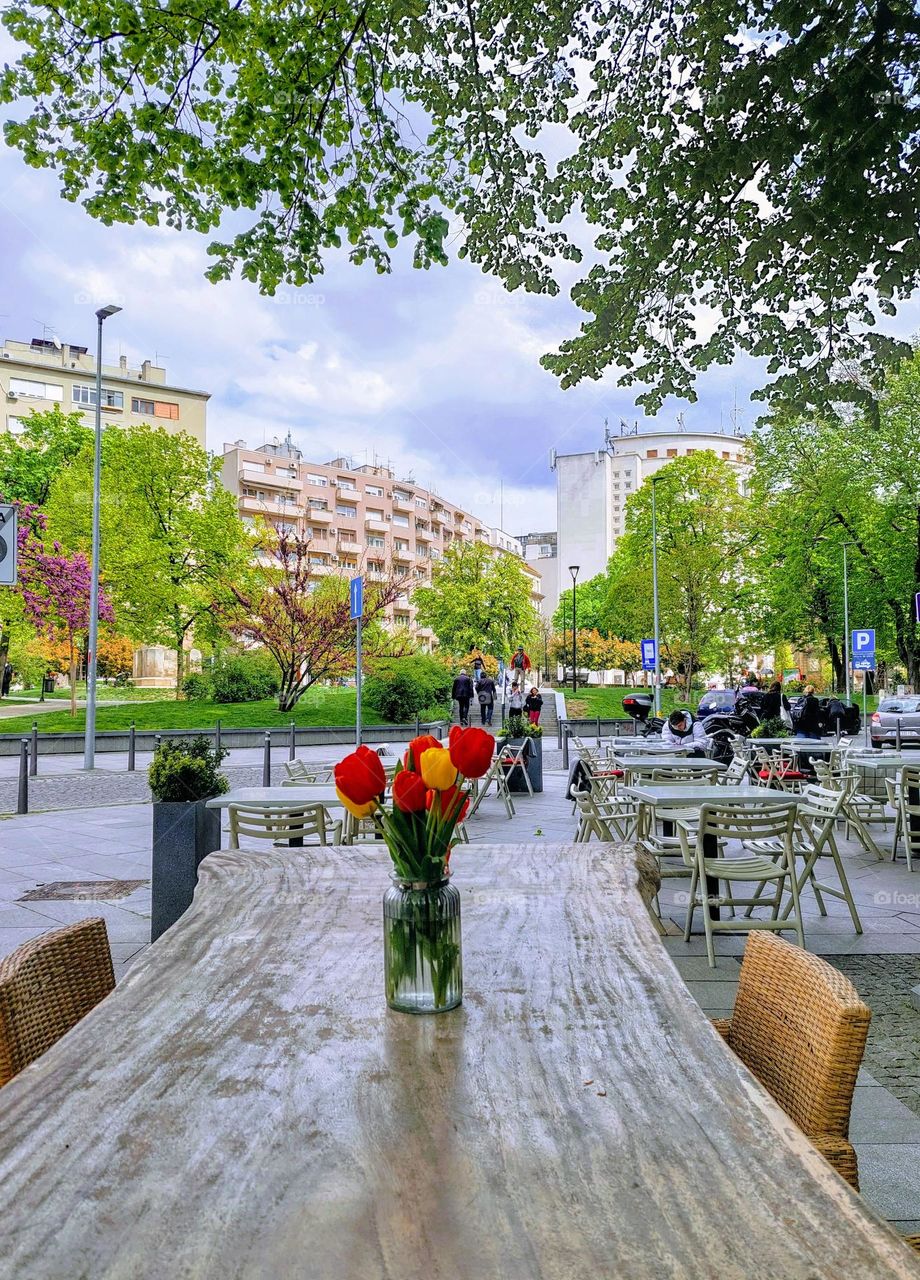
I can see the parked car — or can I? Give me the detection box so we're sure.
[870,697,920,748]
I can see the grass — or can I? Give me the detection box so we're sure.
[560,685,881,719]
[13,684,175,703]
[0,686,408,735]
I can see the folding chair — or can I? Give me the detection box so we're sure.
[228,803,342,849]
[465,755,515,820]
[498,742,534,797]
[899,766,920,874]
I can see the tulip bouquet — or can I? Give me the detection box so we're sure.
[334,726,495,1012]
[334,726,494,883]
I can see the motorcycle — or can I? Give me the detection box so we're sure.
[622,694,665,738]
[699,693,762,763]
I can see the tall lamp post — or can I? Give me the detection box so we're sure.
[84,304,122,770]
[569,565,580,694]
[651,476,662,716]
[842,541,852,703]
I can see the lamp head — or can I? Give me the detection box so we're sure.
[95,304,122,321]
[569,564,580,582]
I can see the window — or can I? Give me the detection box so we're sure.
[394,539,409,551]
[307,474,327,487]
[393,490,411,504]
[132,398,156,415]
[539,544,552,556]
[365,484,383,497]
[392,514,409,527]
[722,451,731,460]
[308,499,328,511]
[243,488,266,501]
[337,478,356,491]
[415,497,427,509]
[154,400,179,419]
[73,384,124,408]
[336,503,357,518]
[9,377,64,401]
[6,416,27,434]
[646,449,658,458]
[667,448,678,457]
[367,535,385,548]
[366,508,384,520]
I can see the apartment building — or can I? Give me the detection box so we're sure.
[552,423,749,594]
[517,531,559,621]
[0,337,208,445]
[221,438,543,646]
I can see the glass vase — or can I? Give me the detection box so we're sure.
[383,874,462,1013]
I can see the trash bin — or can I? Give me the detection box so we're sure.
[42,676,55,695]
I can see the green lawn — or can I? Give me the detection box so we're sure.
[560,685,880,719]
[0,686,399,735]
[12,684,176,703]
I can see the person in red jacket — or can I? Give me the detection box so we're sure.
[509,646,531,689]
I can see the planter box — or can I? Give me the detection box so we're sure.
[501,737,543,794]
[151,799,222,942]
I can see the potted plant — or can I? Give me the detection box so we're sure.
[333,727,493,1014]
[498,715,544,793]
[149,737,229,942]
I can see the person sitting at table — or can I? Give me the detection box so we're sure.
[661,710,709,756]
[793,684,824,740]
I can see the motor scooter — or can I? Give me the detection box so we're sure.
[622,694,665,738]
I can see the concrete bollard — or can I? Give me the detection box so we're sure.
[17,739,29,814]
[215,719,222,755]
[289,721,296,761]
[128,722,136,772]
[562,727,570,770]
[30,722,38,777]
[263,733,271,786]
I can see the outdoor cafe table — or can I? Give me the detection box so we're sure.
[1,843,917,1280]
[747,738,837,752]
[615,755,727,774]
[206,785,342,811]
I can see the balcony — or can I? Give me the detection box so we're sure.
[392,547,413,563]
[337,538,362,553]
[309,562,332,576]
[365,516,388,533]
[415,525,433,541]
[307,507,334,523]
[392,493,413,512]
[241,468,302,492]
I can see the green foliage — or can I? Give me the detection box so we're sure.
[181,673,213,701]
[752,717,790,740]
[412,541,540,657]
[3,3,916,410]
[364,655,452,723]
[553,574,608,635]
[0,408,92,505]
[504,716,542,740]
[210,651,281,703]
[147,737,229,803]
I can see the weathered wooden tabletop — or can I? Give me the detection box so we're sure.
[1,843,917,1279]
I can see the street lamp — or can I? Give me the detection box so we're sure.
[569,565,580,693]
[842,541,852,704]
[651,476,662,715]
[84,303,122,770]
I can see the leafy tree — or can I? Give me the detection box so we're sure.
[46,425,248,694]
[219,530,410,713]
[4,2,918,410]
[0,408,92,505]
[412,542,540,658]
[749,353,920,686]
[553,573,609,636]
[604,453,749,698]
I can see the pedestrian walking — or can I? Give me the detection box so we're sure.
[452,668,474,727]
[509,646,531,689]
[761,680,792,725]
[1,662,12,697]
[792,683,823,740]
[508,684,524,716]
[476,673,496,726]
[524,687,543,725]
[470,648,486,683]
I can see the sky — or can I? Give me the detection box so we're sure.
[2,47,911,541]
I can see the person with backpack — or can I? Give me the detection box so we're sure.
[792,683,823,740]
[470,648,486,683]
[524,687,543,725]
[476,672,496,726]
[451,668,474,727]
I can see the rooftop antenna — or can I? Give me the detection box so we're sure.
[730,385,745,437]
[500,479,504,530]
[675,411,686,433]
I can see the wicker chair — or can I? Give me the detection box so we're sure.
[713,932,870,1190]
[0,918,115,1087]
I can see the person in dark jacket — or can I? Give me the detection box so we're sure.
[452,669,474,727]
[761,680,791,721]
[793,683,823,740]
[476,674,496,726]
[524,687,543,725]
[470,649,486,683]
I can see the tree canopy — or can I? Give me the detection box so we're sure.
[412,541,540,658]
[0,408,92,506]
[4,1,919,410]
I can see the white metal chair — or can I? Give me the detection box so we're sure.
[497,742,534,797]
[899,766,920,874]
[884,775,905,866]
[228,803,342,849]
[678,801,802,967]
[465,755,515,820]
[283,760,335,784]
[572,788,639,844]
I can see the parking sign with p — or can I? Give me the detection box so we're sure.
[851,629,876,672]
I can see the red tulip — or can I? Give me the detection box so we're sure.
[404,733,442,770]
[392,769,427,813]
[449,724,463,748]
[334,745,386,806]
[427,784,470,823]
[448,726,494,779]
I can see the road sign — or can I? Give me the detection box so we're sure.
[349,576,363,620]
[0,505,17,586]
[851,629,876,672]
[641,638,657,671]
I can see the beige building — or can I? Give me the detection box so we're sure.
[0,337,208,445]
[221,437,543,647]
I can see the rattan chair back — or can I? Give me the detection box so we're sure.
[0,918,115,1087]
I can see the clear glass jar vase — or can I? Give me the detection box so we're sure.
[383,874,462,1014]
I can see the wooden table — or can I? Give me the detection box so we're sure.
[1,844,917,1279]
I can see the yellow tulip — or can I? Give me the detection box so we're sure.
[419,747,458,791]
[335,787,378,820]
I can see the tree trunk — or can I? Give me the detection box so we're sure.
[0,622,9,699]
[68,641,77,717]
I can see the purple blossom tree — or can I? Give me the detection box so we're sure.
[15,504,115,716]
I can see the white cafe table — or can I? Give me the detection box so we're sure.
[747,738,837,752]
[0,843,917,1279]
[615,755,726,774]
[206,785,342,811]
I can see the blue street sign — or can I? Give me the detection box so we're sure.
[851,629,875,672]
[349,576,363,620]
[641,638,657,671]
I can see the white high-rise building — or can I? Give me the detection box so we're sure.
[551,422,749,607]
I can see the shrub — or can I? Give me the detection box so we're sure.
[752,716,789,739]
[182,672,213,701]
[364,655,453,723]
[148,737,229,802]
[504,714,543,739]
[210,651,280,704]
